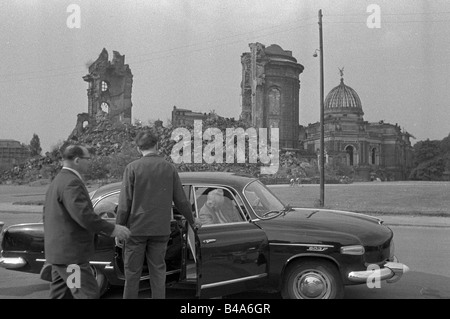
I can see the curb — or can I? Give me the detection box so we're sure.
[1,203,450,228]
[0,203,43,214]
[375,215,450,228]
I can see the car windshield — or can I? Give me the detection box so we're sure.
[244,180,286,219]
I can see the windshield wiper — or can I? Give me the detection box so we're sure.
[262,204,293,218]
[261,210,281,217]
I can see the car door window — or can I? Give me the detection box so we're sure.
[93,193,119,219]
[195,187,244,225]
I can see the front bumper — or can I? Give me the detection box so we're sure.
[348,256,409,284]
[0,256,27,269]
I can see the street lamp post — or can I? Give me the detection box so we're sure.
[318,9,325,207]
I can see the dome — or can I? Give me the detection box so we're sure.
[325,78,363,116]
[265,44,292,57]
[265,44,297,63]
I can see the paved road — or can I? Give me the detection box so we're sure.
[1,183,449,299]
[1,225,449,299]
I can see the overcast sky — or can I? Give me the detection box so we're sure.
[0,0,449,153]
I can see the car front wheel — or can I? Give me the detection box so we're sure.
[281,260,344,299]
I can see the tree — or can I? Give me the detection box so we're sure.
[29,133,42,157]
[439,133,450,154]
[412,139,440,164]
[409,135,450,180]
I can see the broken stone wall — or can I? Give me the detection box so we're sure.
[83,48,133,125]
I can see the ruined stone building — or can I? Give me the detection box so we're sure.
[171,106,208,127]
[299,74,414,181]
[171,106,223,127]
[82,48,133,124]
[240,43,304,149]
[0,139,30,171]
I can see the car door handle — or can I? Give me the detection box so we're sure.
[202,239,217,244]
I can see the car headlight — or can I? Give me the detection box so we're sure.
[340,245,365,255]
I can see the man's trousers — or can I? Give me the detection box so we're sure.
[49,263,99,299]
[122,235,170,299]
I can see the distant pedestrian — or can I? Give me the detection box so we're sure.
[43,144,130,299]
[116,130,201,299]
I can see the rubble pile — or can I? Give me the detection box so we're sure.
[0,154,61,184]
[0,115,339,184]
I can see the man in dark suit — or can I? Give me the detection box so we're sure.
[43,145,130,299]
[116,130,201,299]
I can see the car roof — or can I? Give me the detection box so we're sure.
[90,171,257,201]
[179,171,257,186]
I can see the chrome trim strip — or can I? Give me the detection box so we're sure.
[92,190,121,208]
[201,273,267,289]
[2,222,43,229]
[35,259,111,266]
[200,221,250,227]
[285,253,338,265]
[35,259,181,277]
[270,243,334,248]
[89,261,111,265]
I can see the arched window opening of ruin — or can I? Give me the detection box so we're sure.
[268,87,281,115]
[101,81,109,92]
[100,102,110,113]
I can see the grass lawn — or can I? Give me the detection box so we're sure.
[1,180,449,217]
[269,181,450,217]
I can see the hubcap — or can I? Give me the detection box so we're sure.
[294,270,331,299]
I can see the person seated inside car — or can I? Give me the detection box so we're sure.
[199,189,241,225]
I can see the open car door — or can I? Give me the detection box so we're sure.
[191,185,269,299]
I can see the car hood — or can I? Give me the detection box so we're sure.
[254,208,393,247]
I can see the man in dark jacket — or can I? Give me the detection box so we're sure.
[44,145,130,299]
[116,130,201,299]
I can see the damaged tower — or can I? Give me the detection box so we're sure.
[241,43,304,149]
[83,48,133,124]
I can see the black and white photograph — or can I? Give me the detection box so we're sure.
[0,0,449,308]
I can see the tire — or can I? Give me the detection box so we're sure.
[90,265,110,297]
[281,260,344,299]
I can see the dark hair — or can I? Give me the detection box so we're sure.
[135,130,158,150]
[62,145,87,160]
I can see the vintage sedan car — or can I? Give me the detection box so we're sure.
[0,172,408,299]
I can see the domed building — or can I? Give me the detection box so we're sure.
[299,74,414,181]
